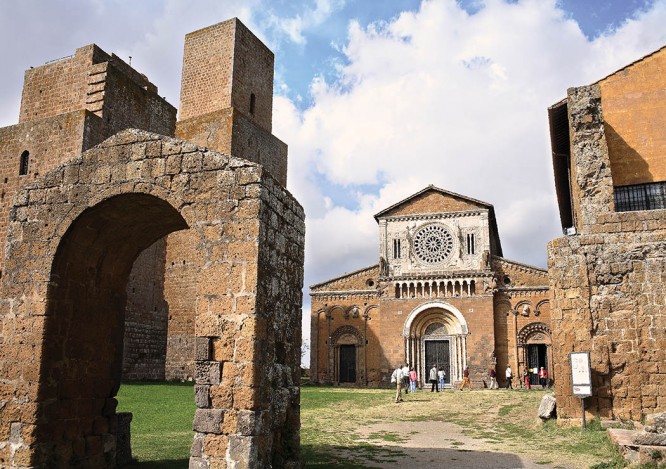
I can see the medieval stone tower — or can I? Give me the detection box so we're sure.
[0,18,304,468]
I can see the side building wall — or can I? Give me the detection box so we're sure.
[548,83,666,422]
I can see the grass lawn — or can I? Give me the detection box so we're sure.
[117,381,196,468]
[117,382,643,468]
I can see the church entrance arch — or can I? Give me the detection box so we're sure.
[330,325,364,386]
[518,322,553,386]
[403,302,468,388]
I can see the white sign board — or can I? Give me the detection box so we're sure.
[570,352,592,397]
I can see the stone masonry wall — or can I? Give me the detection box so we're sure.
[0,129,304,468]
[0,110,104,270]
[179,18,273,132]
[548,84,666,423]
[2,41,179,382]
[123,239,169,381]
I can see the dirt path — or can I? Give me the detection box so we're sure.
[355,420,561,469]
[302,387,612,468]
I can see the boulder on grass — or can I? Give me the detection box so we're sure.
[538,394,556,420]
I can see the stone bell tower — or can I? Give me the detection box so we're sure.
[175,18,288,185]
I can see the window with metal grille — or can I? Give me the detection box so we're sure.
[614,182,666,212]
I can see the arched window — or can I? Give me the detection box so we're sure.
[19,151,29,176]
[249,93,256,115]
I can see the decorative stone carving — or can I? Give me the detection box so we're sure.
[412,223,455,264]
[518,322,551,346]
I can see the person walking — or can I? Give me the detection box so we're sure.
[409,367,417,393]
[505,365,513,389]
[460,366,472,391]
[402,364,410,394]
[538,367,549,389]
[391,365,404,403]
[429,364,439,392]
[523,368,531,389]
[489,367,497,389]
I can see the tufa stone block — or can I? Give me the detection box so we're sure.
[193,409,224,434]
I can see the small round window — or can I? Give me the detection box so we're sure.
[366,279,374,287]
[503,276,511,285]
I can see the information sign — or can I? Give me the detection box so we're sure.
[570,352,592,397]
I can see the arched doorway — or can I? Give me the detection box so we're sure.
[330,325,364,386]
[518,322,553,386]
[403,302,469,388]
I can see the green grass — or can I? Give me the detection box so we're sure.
[116,383,628,468]
[116,381,196,468]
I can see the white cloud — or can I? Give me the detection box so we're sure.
[272,0,666,361]
[265,0,345,44]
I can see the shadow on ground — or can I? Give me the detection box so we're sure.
[123,459,189,469]
[304,444,554,469]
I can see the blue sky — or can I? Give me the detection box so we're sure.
[1,0,665,362]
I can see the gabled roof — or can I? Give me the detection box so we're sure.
[374,185,492,220]
[310,264,378,291]
[373,185,503,257]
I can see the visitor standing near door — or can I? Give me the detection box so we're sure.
[538,367,549,389]
[523,368,531,389]
[489,367,497,389]
[429,364,439,392]
[505,365,513,389]
[438,367,446,390]
[409,367,417,392]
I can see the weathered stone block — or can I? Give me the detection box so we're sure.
[538,394,557,420]
[195,385,211,408]
[633,432,666,446]
[195,337,212,361]
[196,361,222,385]
[193,409,224,434]
[189,457,210,469]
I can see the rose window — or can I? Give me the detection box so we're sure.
[412,224,454,264]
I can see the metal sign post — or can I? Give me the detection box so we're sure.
[570,352,592,429]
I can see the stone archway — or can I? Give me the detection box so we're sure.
[0,130,305,468]
[402,302,468,387]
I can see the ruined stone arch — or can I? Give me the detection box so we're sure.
[0,130,305,468]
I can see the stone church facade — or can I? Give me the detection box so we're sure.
[310,186,552,388]
[0,19,303,468]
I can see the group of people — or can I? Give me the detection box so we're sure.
[502,365,549,390]
[392,363,550,401]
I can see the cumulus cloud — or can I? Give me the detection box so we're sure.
[274,0,666,353]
